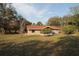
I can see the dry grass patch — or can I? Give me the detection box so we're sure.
[0,34,64,43]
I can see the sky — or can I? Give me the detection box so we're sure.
[12,3,79,24]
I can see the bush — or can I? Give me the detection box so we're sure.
[41,28,52,34]
[62,25,77,34]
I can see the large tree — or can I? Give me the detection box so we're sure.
[0,3,19,33]
[70,6,79,15]
[69,6,79,30]
[47,16,61,26]
[62,15,76,26]
[0,3,31,34]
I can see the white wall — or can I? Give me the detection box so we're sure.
[52,30,60,34]
[27,30,44,35]
[27,29,60,35]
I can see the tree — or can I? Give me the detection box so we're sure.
[36,21,43,26]
[62,15,76,26]
[70,6,79,15]
[70,6,79,26]
[0,3,19,33]
[0,3,31,34]
[72,14,79,26]
[32,23,36,26]
[62,25,77,34]
[47,16,61,26]
[70,6,79,31]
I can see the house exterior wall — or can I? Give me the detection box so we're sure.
[27,29,60,35]
[52,30,60,34]
[27,30,44,35]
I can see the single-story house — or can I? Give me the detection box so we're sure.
[26,25,61,35]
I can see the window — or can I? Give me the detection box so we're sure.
[32,30,35,33]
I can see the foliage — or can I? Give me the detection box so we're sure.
[70,6,79,15]
[36,21,43,26]
[41,28,52,34]
[62,25,77,34]
[0,3,18,33]
[69,6,79,30]
[32,23,36,26]
[62,15,76,25]
[47,16,61,26]
[0,3,31,34]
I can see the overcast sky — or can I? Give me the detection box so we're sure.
[12,3,79,24]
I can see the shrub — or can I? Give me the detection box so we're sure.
[41,28,52,34]
[62,25,77,34]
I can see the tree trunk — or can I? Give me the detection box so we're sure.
[19,20,25,34]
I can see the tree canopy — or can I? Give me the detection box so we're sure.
[36,21,43,26]
[0,3,31,34]
[47,16,61,26]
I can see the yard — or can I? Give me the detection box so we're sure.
[0,33,79,56]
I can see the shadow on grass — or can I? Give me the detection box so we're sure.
[53,36,79,56]
[0,35,79,56]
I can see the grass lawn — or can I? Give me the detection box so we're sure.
[0,33,64,43]
[0,33,79,56]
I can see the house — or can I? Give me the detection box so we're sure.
[26,25,61,35]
